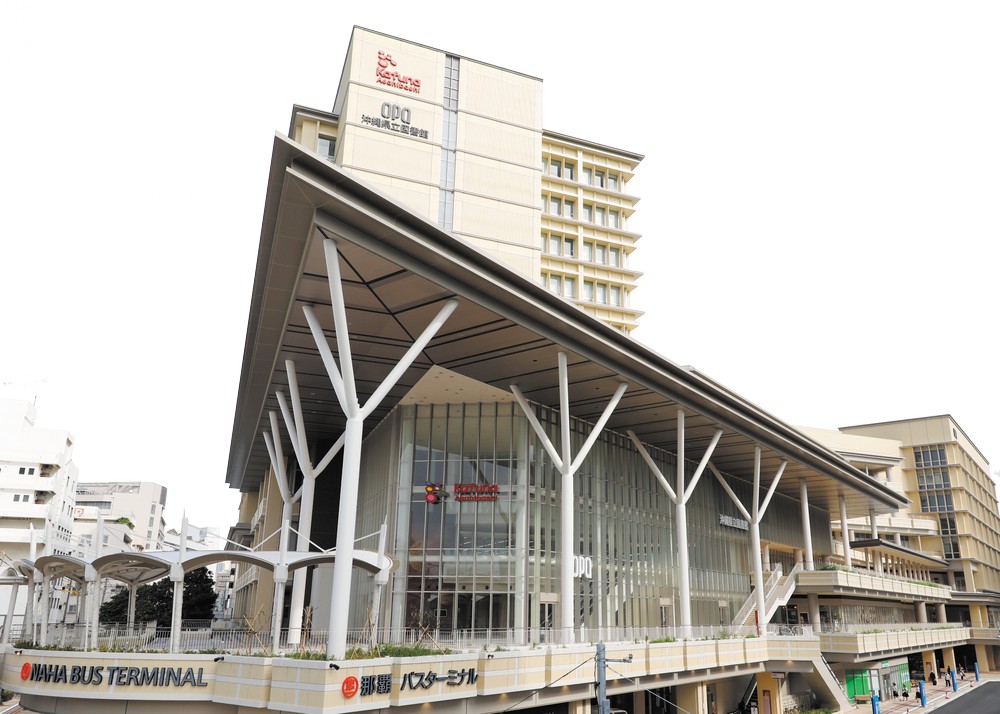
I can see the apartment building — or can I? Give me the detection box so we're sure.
[0,399,77,631]
[794,420,1000,699]
[287,27,643,334]
[74,481,167,550]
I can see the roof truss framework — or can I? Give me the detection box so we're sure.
[226,135,907,524]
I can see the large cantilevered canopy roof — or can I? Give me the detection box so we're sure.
[226,134,907,517]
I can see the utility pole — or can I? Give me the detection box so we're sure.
[596,643,634,714]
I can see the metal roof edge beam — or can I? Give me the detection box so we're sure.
[302,304,348,411]
[626,430,677,504]
[569,382,628,474]
[682,429,724,506]
[360,299,459,420]
[510,385,563,471]
[322,238,360,415]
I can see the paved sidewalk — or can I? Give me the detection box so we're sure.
[848,673,1000,713]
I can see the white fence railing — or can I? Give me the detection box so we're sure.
[18,621,815,654]
[819,621,964,634]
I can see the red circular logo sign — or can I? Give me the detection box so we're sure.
[342,675,359,698]
[20,662,31,680]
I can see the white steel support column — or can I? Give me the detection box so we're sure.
[2,583,19,644]
[870,508,883,574]
[676,411,690,636]
[800,479,814,570]
[628,414,723,639]
[329,416,363,656]
[839,495,852,567]
[89,515,105,650]
[750,449,766,629]
[169,515,188,654]
[264,403,323,648]
[314,237,459,659]
[25,525,37,642]
[78,581,88,646]
[370,522,388,645]
[39,570,50,646]
[708,449,787,635]
[127,583,137,630]
[271,517,290,653]
[513,352,628,644]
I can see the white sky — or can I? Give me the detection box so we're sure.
[2,2,998,531]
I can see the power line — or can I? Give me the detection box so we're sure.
[606,664,694,714]
[498,655,597,714]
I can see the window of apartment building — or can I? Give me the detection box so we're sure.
[609,210,620,229]
[919,492,954,512]
[610,285,622,306]
[548,196,561,215]
[940,516,961,559]
[317,135,336,160]
[583,167,592,185]
[18,467,25,474]
[547,159,562,178]
[595,206,606,226]
[595,283,608,304]
[13,494,20,502]
[564,200,575,218]
[594,170,605,188]
[545,233,575,256]
[914,446,947,467]
[564,163,575,181]
[548,274,562,294]
[583,204,594,222]
[609,247,620,267]
[583,281,594,301]
[595,244,607,264]
[608,173,619,191]
[563,276,576,298]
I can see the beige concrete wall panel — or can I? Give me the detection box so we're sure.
[214,657,272,709]
[459,114,540,167]
[3,651,219,702]
[546,647,594,687]
[389,654,480,707]
[461,236,541,279]
[476,651,547,695]
[459,61,542,128]
[346,169,438,221]
[341,129,440,187]
[349,30,444,104]
[270,657,394,713]
[457,152,538,206]
[454,195,538,249]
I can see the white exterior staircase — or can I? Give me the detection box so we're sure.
[732,563,803,628]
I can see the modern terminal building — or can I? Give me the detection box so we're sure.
[4,26,999,714]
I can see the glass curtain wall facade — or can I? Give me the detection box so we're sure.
[349,400,833,637]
